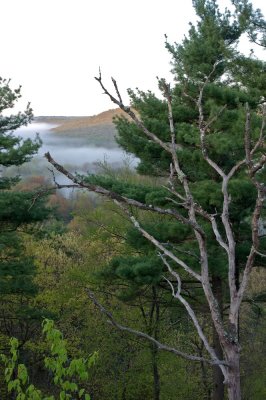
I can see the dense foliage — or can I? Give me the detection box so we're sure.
[0,79,52,396]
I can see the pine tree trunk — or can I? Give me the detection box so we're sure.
[225,347,241,400]
[212,330,224,400]
[212,276,224,400]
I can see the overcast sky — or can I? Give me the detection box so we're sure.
[1,0,265,116]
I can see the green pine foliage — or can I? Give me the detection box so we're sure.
[0,79,51,344]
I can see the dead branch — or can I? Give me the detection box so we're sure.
[114,199,202,282]
[235,103,266,309]
[162,80,227,346]
[86,288,228,367]
[44,152,204,235]
[95,72,171,153]
[161,255,228,378]
[44,152,203,281]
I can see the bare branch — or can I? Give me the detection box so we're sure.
[233,105,266,317]
[236,182,265,309]
[198,102,225,178]
[164,185,186,203]
[254,249,266,258]
[166,184,229,254]
[221,176,238,318]
[161,80,188,184]
[44,152,204,235]
[164,244,200,262]
[159,79,175,147]
[245,103,252,168]
[163,276,176,297]
[178,198,229,254]
[161,256,228,378]
[204,105,227,131]
[87,288,228,367]
[197,62,226,179]
[227,159,246,180]
[115,200,202,282]
[251,154,266,175]
[115,199,228,353]
[45,152,203,282]
[94,74,171,153]
[111,77,123,104]
[192,64,239,340]
[160,254,182,295]
[183,89,198,105]
[227,105,265,179]
[209,215,229,253]
[161,79,227,347]
[251,104,266,154]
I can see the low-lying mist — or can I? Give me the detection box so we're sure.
[4,122,138,196]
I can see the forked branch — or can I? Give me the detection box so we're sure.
[95,71,170,153]
[161,255,228,378]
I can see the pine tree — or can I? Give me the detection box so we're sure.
[232,0,266,47]
[0,78,50,344]
[45,1,266,398]
[111,4,265,396]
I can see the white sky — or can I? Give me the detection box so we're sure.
[1,0,265,116]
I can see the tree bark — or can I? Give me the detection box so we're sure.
[226,347,241,400]
[212,276,224,400]
[212,331,224,400]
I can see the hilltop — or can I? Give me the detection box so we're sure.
[35,108,128,148]
[36,108,127,132]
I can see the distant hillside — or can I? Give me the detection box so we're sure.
[35,108,129,148]
[36,108,127,132]
[55,108,128,132]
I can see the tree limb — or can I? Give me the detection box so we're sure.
[86,288,228,367]
[95,71,171,153]
[44,152,204,235]
[160,255,228,379]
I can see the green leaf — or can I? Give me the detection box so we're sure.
[8,380,16,392]
[60,391,66,400]
[18,364,28,385]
